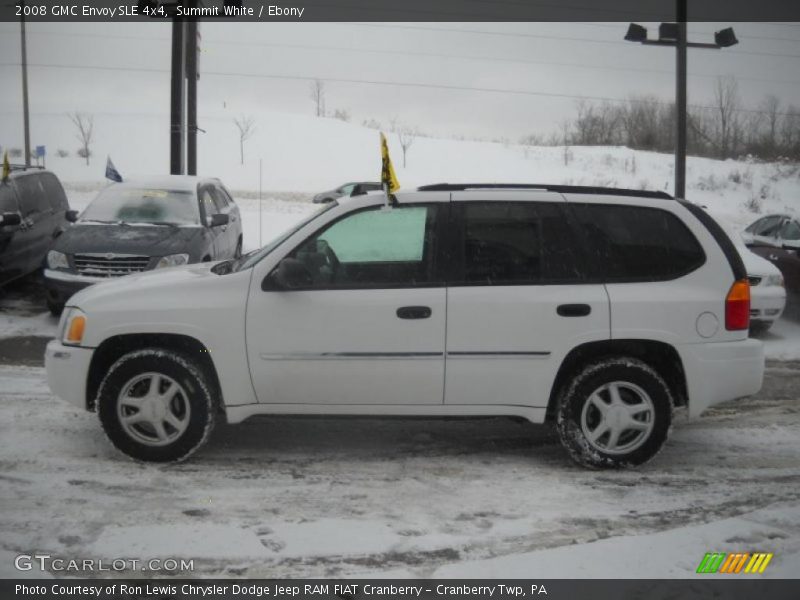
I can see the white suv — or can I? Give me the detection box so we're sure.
[45,184,764,468]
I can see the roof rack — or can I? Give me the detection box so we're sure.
[416,183,673,200]
[7,164,45,172]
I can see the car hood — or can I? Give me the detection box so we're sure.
[68,261,224,309]
[53,222,203,256]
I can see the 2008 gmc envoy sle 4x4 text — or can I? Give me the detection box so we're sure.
[45,184,764,468]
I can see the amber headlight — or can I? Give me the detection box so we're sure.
[61,308,87,346]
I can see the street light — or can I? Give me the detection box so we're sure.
[624,13,738,198]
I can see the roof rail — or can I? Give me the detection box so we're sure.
[416,183,673,200]
[7,164,45,173]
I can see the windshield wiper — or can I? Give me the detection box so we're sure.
[80,219,128,226]
[148,221,180,228]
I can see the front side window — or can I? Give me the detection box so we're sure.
[13,175,49,216]
[756,216,782,237]
[571,203,705,281]
[199,189,220,225]
[0,184,18,213]
[453,201,584,285]
[286,204,440,288]
[41,173,69,211]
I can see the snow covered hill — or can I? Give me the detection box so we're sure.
[7,108,799,234]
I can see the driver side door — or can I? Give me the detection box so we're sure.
[245,202,448,406]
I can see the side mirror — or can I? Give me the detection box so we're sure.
[209,213,229,228]
[0,212,22,227]
[262,258,312,291]
[65,210,78,223]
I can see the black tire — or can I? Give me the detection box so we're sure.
[96,348,216,462]
[46,299,64,316]
[556,357,673,469]
[749,321,772,336]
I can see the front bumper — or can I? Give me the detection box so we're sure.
[43,269,104,307]
[45,339,94,410]
[750,285,786,323]
[680,338,764,418]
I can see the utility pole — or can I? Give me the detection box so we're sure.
[675,0,687,198]
[169,19,186,175]
[20,0,31,167]
[185,6,199,175]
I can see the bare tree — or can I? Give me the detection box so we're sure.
[712,75,741,159]
[397,125,418,168]
[69,112,94,166]
[308,79,326,117]
[233,116,256,165]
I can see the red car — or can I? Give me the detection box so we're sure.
[742,213,800,306]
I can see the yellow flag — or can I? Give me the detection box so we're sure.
[380,132,400,194]
[1,151,9,182]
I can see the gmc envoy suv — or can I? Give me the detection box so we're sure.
[45,184,764,468]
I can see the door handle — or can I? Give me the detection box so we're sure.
[397,306,432,319]
[557,303,591,317]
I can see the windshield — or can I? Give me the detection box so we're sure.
[80,186,199,226]
[235,202,337,271]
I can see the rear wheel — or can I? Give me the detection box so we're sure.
[749,321,772,336]
[96,349,216,462]
[556,358,673,468]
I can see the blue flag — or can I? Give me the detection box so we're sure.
[105,156,122,182]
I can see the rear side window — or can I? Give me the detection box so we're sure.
[13,174,50,216]
[453,201,584,285]
[571,204,705,282]
[40,173,69,211]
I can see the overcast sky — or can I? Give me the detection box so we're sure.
[1,21,799,142]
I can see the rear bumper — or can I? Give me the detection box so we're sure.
[45,339,94,410]
[43,269,101,306]
[680,338,764,418]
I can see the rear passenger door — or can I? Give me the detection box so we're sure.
[444,192,610,409]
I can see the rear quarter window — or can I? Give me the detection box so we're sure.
[570,203,706,282]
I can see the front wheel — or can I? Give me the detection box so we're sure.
[96,349,216,462]
[556,358,673,468]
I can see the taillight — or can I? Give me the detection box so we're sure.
[725,279,750,330]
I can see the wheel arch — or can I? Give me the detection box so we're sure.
[546,339,688,422]
[86,333,222,411]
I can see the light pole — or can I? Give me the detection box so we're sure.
[19,0,31,167]
[624,3,738,198]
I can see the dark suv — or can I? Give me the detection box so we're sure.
[43,176,242,314]
[0,167,76,287]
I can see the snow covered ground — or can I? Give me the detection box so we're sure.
[0,362,798,579]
